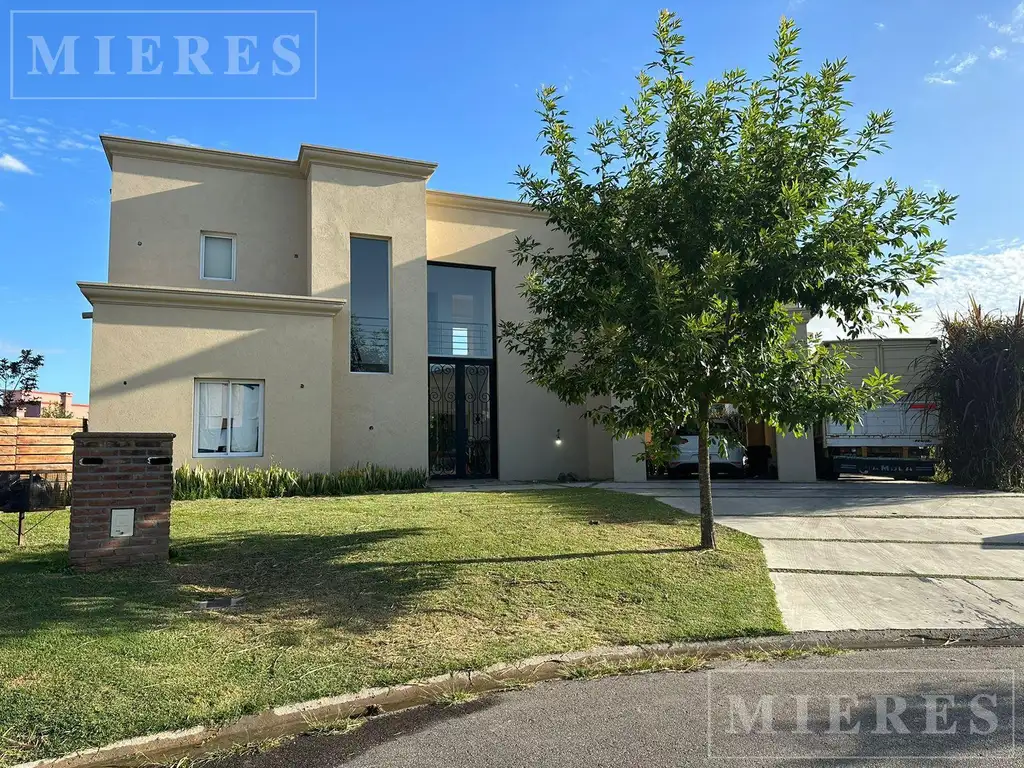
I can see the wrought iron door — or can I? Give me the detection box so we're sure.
[428,360,496,478]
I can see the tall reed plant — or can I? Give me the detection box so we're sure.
[913,298,1024,490]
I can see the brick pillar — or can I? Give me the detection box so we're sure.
[69,432,175,572]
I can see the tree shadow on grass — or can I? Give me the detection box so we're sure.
[171,528,447,633]
[0,527,446,640]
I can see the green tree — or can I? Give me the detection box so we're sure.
[0,350,44,417]
[500,12,956,548]
[40,401,75,419]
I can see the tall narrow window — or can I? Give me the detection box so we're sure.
[193,379,264,457]
[201,233,235,280]
[350,237,391,373]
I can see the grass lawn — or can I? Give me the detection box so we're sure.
[0,489,783,764]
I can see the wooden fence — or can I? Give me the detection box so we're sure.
[0,417,85,475]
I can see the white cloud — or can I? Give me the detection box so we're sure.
[982,3,1024,40]
[167,136,201,148]
[925,52,978,85]
[808,245,1024,340]
[0,154,31,173]
[0,118,103,160]
[990,46,1008,59]
[875,22,886,31]
[0,202,5,211]
[950,53,978,73]
[55,137,101,152]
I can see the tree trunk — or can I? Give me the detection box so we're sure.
[697,396,717,550]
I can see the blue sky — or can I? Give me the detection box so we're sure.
[2,0,1023,399]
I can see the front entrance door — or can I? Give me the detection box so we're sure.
[428,360,496,479]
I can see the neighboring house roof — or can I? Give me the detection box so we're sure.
[9,390,88,407]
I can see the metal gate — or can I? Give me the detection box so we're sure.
[428,360,496,479]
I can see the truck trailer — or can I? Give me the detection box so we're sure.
[818,337,939,479]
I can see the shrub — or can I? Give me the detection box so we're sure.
[914,298,1024,490]
[40,402,75,419]
[172,464,429,500]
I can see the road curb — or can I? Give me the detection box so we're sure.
[15,628,1024,768]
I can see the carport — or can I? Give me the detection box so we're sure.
[610,337,940,486]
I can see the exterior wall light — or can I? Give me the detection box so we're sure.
[555,429,562,446]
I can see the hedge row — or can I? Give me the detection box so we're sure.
[172,464,429,500]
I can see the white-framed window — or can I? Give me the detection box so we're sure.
[200,232,236,281]
[193,379,264,457]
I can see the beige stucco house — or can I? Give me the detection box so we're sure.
[81,136,818,482]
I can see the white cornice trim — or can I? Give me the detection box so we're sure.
[426,189,548,219]
[298,145,436,180]
[101,136,437,181]
[101,135,303,179]
[78,282,346,317]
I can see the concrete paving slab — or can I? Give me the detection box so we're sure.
[760,540,1024,578]
[771,572,1024,631]
[716,515,1024,544]
[611,480,1024,631]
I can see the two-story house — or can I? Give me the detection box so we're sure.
[80,136,819,482]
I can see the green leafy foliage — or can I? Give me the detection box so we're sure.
[172,464,429,500]
[501,11,955,546]
[39,402,75,419]
[0,350,44,417]
[913,299,1024,490]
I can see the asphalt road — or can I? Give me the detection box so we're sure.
[214,646,1024,767]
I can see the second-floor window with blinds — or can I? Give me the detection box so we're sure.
[201,233,235,281]
[350,236,391,373]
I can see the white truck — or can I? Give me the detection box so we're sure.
[818,338,940,479]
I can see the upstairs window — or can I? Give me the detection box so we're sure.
[201,233,235,281]
[350,236,391,373]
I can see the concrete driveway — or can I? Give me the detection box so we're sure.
[602,479,1024,632]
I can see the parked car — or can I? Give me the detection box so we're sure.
[667,434,748,478]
